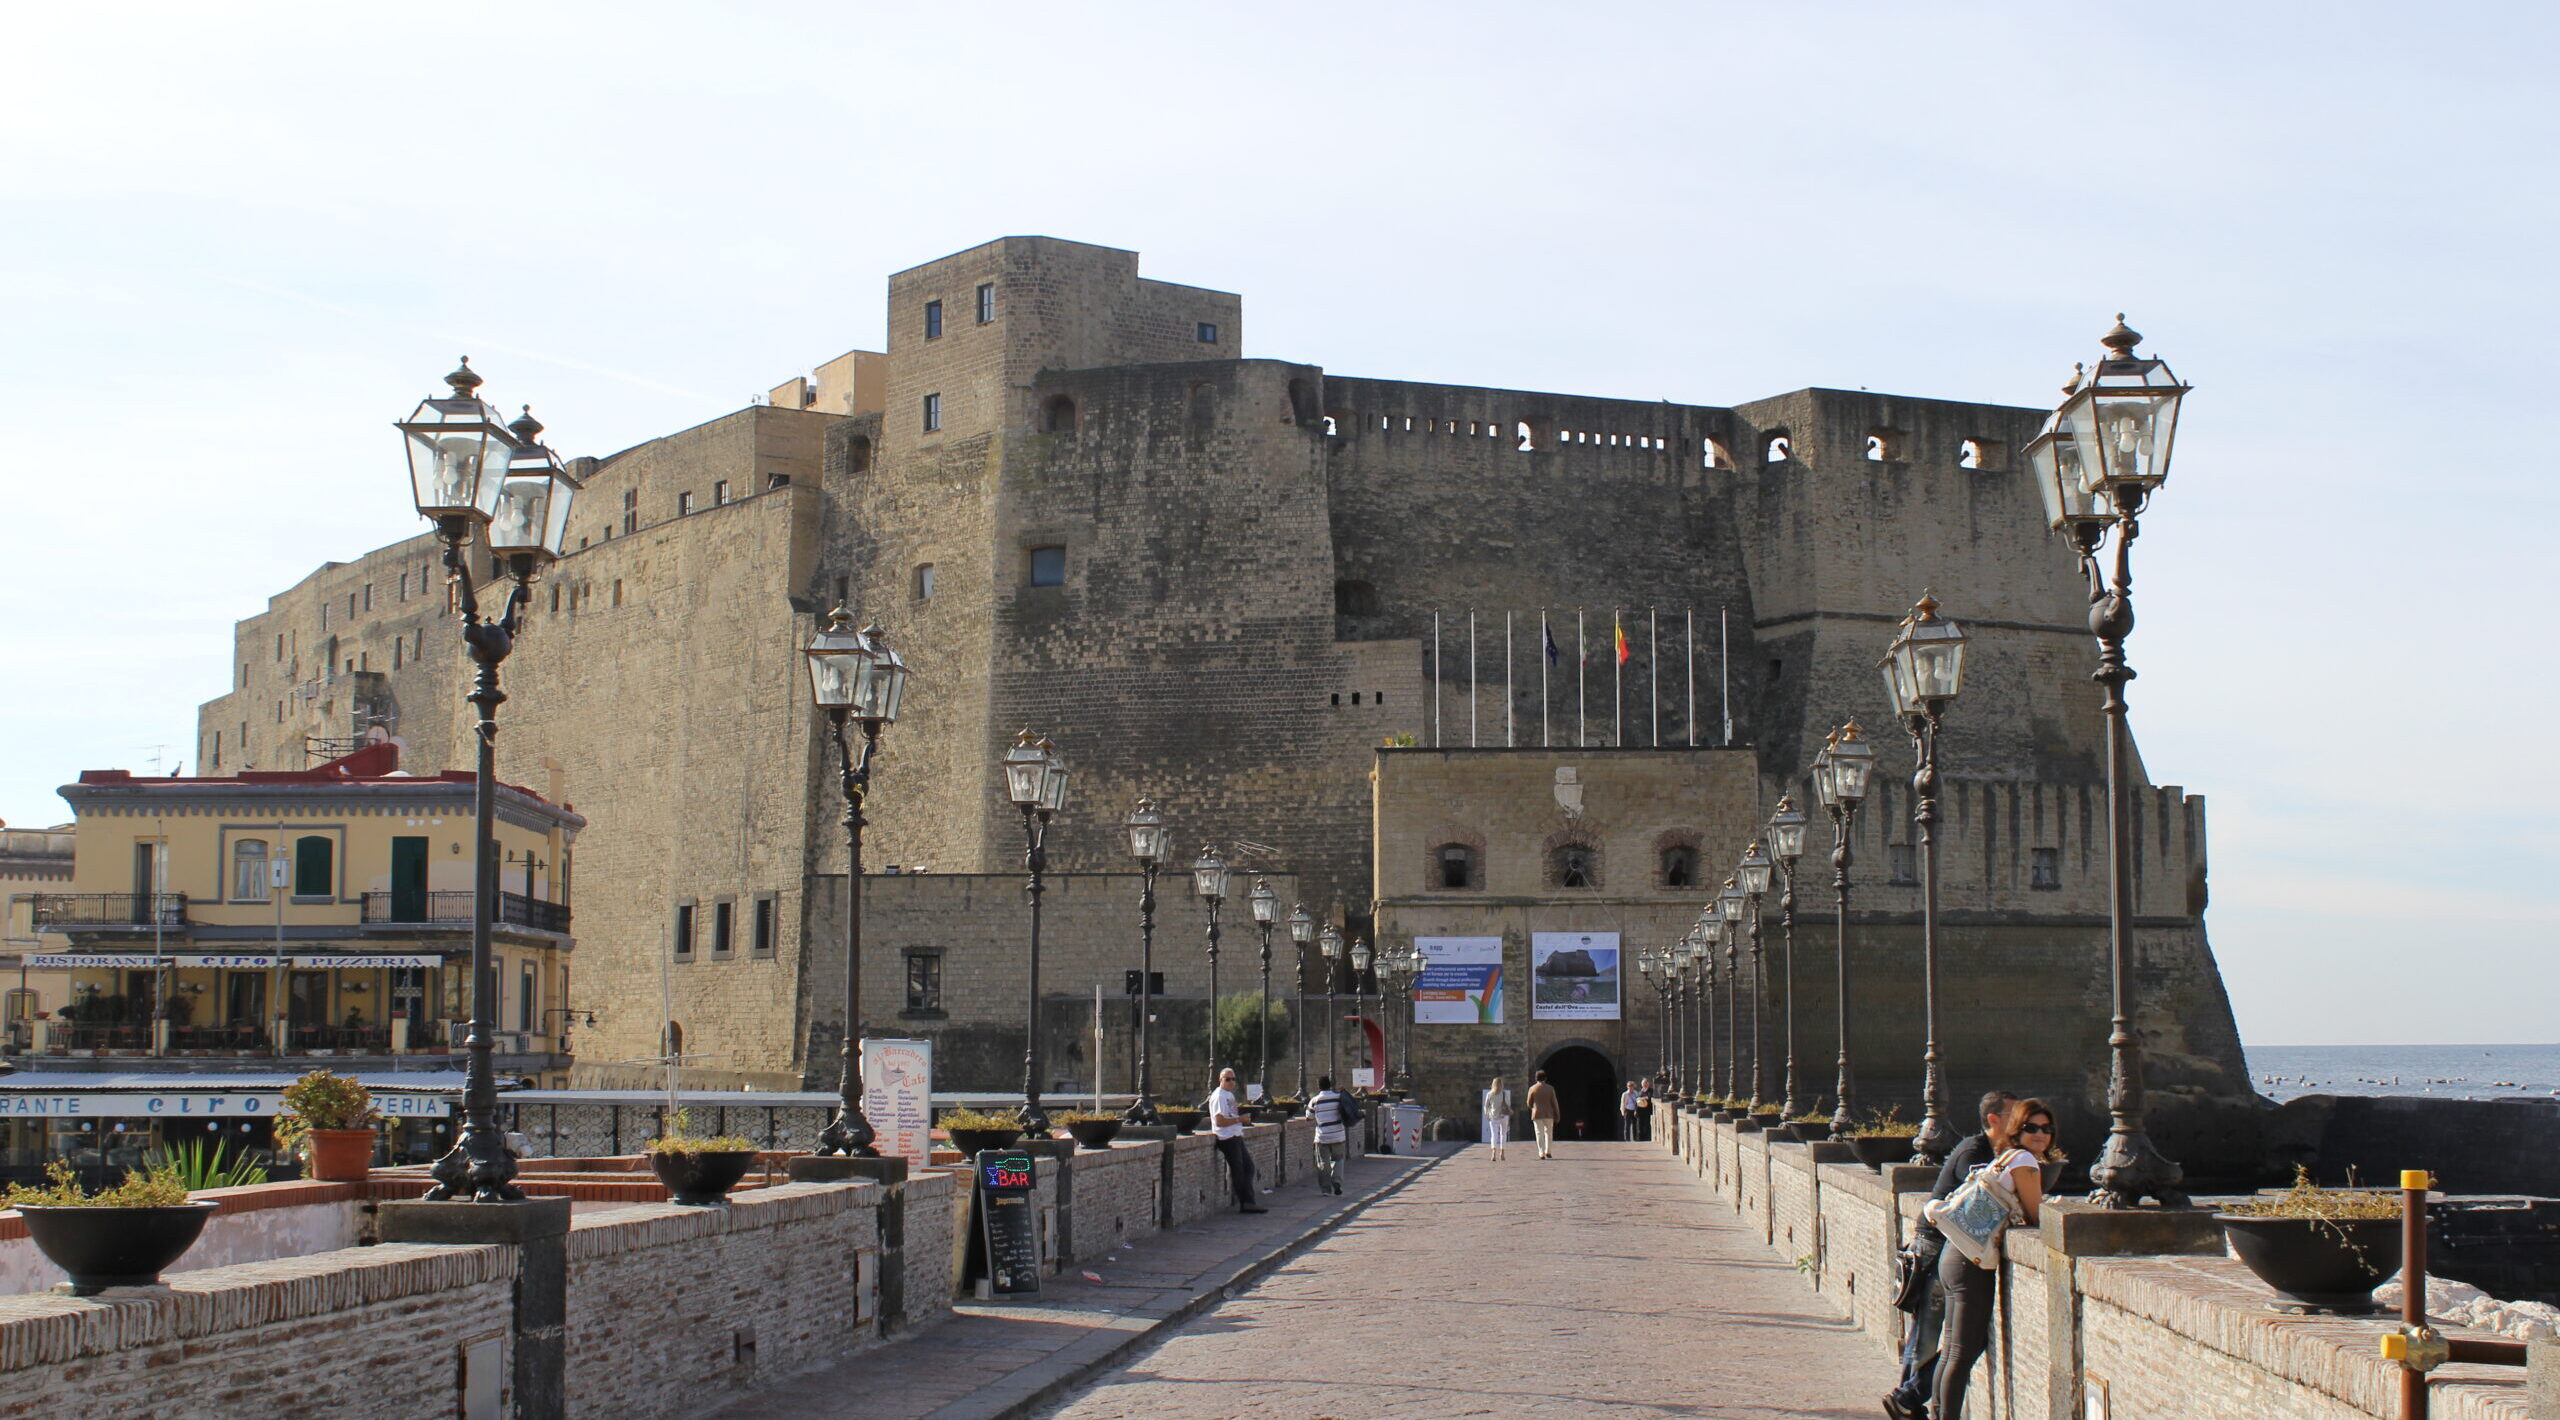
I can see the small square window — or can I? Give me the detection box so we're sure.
[1890,843,1918,885]
[714,480,730,506]
[673,902,696,961]
[678,491,695,517]
[1196,321,1218,343]
[2031,847,2061,890]
[1027,545,1066,587]
[922,392,941,433]
[976,283,995,324]
[914,563,935,600]
[904,951,943,1015]
[924,300,943,340]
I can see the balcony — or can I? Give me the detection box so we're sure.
[359,891,570,935]
[27,894,187,929]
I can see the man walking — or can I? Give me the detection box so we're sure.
[1208,1067,1266,1213]
[1882,1090,2013,1420]
[1525,1069,1561,1159]
[1306,1074,1355,1195]
[1618,1080,1641,1141]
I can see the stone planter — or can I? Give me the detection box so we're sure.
[1155,1109,1204,1136]
[1846,1135,1916,1172]
[305,1127,378,1182]
[946,1127,1025,1156]
[1733,1116,1767,1134]
[1063,1118,1123,1151]
[18,1202,218,1294]
[1785,1121,1834,1142]
[2216,1214,2404,1314]
[648,1149,758,1206]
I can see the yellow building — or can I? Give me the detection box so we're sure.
[23,743,584,1081]
[1,822,76,1039]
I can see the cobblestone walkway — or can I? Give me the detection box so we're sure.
[1038,1139,1898,1419]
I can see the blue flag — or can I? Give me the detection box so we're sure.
[1544,623,1560,666]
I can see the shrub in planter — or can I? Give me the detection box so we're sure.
[645,1111,760,1206]
[276,1069,381,1182]
[1841,1108,1919,1171]
[3,1161,214,1294]
[1057,1111,1123,1151]
[1154,1107,1205,1135]
[144,1137,269,1191]
[1784,1109,1834,1142]
[940,1107,1026,1155]
[2216,1170,2405,1314]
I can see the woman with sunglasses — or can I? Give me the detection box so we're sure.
[1933,1097,2056,1420]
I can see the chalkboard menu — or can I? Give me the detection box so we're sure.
[975,1149,1041,1296]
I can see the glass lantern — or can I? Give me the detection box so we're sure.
[1882,594,1967,717]
[1191,846,1230,902]
[1249,877,1278,924]
[2058,316,2187,499]
[1767,795,1809,862]
[1717,878,1743,923]
[1002,730,1049,807]
[2027,424,2110,535]
[396,358,515,524]
[1036,740,1068,814]
[1125,799,1166,866]
[484,408,581,563]
[1820,722,1876,805]
[1288,904,1314,945]
[1737,841,1773,896]
[804,609,874,711]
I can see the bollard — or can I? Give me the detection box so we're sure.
[2379,1169,2529,1420]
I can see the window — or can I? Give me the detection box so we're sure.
[2031,847,2061,890]
[1196,321,1218,343]
[1890,843,1919,885]
[975,282,995,324]
[293,835,333,898]
[752,894,776,957]
[847,436,873,473]
[1765,433,1793,463]
[673,902,696,961]
[714,480,730,506]
[1660,845,1699,890]
[393,640,403,669]
[518,962,536,1032]
[612,579,623,607]
[766,472,789,490]
[904,952,943,1014]
[677,491,694,517]
[622,488,638,535]
[1551,843,1598,889]
[363,583,373,611]
[922,393,941,433]
[914,563,935,600]
[1042,394,1077,433]
[232,839,270,901]
[711,899,734,958]
[1026,545,1066,587]
[923,300,943,339]
[1436,844,1478,891]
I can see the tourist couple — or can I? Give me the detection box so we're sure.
[1881,1091,2061,1420]
[1478,1069,1566,1160]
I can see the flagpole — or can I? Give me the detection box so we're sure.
[1541,609,1551,748]
[1468,611,1478,748]
[1612,608,1623,749]
[1433,612,1442,748]
[1649,607,1660,747]
[1505,611,1515,748]
[1576,609,1585,749]
[1686,609,1696,748]
[1720,607,1732,747]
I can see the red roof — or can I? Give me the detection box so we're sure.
[74,743,561,806]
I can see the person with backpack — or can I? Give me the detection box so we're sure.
[1881,1090,2012,1420]
[1306,1074,1358,1194]
[1922,1097,2053,1420]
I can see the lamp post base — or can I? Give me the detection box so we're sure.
[1121,1093,1159,1126]
[2089,1128,2190,1210]
[816,1110,880,1159]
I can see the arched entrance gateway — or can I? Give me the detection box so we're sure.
[1535,1043,1623,1142]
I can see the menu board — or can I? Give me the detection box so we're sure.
[975,1149,1042,1296]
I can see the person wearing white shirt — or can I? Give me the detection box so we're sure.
[1207,1068,1265,1213]
[1305,1074,1357,1195]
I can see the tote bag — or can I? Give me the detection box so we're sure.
[1922,1149,2027,1269]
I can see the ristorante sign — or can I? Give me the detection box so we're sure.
[22,955,442,970]
[0,1093,454,1118]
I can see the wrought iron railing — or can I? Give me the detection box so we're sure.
[27,893,187,927]
[359,891,569,933]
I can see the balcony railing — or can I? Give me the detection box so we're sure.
[27,893,187,928]
[359,891,570,934]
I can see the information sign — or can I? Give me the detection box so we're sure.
[1530,931,1621,1020]
[975,1148,1042,1296]
[861,1038,934,1168]
[1414,937,1505,1024]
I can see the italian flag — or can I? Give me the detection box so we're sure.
[1614,616,1631,666]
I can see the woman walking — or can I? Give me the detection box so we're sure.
[1481,1076,1514,1160]
[1928,1097,2054,1420]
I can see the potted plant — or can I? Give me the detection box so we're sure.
[2216,1169,2405,1314]
[1154,1106,1205,1136]
[645,1110,761,1206]
[2040,1147,2070,1193]
[1732,1102,1770,1133]
[1784,1108,1834,1142]
[1057,1110,1123,1151]
[940,1107,1026,1155]
[4,1160,214,1295]
[277,1069,381,1182]
[1841,1108,1919,1171]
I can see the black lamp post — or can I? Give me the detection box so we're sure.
[1003,731,1068,1137]
[1637,951,1664,1088]
[2027,316,2193,1210]
[1349,936,1374,1089]
[1716,877,1746,1106]
[1767,798,1810,1119]
[1191,847,1230,1092]
[1317,924,1342,1082]
[1288,905,1314,1099]
[1248,877,1277,1103]
[1883,594,1969,1163]
[396,360,579,1203]
[1122,799,1167,1125]
[805,612,909,1157]
[1388,940,1419,1095]
[1690,919,1715,1101]
[1813,722,1875,1136]
[1739,842,1774,1110]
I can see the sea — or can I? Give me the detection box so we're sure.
[2247,1044,2560,1105]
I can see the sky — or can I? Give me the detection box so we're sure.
[2,3,2552,1048]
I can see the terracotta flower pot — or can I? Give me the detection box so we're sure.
[18,1202,218,1294]
[306,1128,378,1181]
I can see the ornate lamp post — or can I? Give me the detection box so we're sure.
[1716,877,1746,1106]
[1191,847,1230,1090]
[1692,917,1717,1101]
[1349,936,1374,1088]
[1121,800,1168,1124]
[804,612,909,1157]
[1247,877,1278,1103]
[1637,951,1665,1089]
[1317,924,1342,1081]
[2027,316,2193,1209]
[1288,905,1314,1100]
[397,361,579,1203]
[1767,798,1810,1118]
[1883,594,1969,1162]
[1386,941,1419,1095]
[1812,723,1875,1135]
[1002,732,1068,1136]
[1738,841,1774,1110]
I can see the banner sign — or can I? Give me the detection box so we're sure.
[292,956,440,970]
[23,954,441,970]
[1530,931,1621,1020]
[861,1037,935,1168]
[0,1092,452,1119]
[24,955,161,970]
[1414,937,1505,1024]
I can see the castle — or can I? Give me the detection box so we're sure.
[192,237,2258,1166]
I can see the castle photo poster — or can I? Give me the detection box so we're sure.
[1530,932,1620,1020]
[1414,937,1504,1024]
